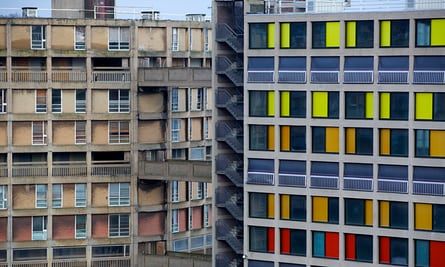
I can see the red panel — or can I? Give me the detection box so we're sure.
[138,212,166,236]
[325,232,339,259]
[379,237,391,264]
[53,215,75,240]
[345,234,356,260]
[267,227,275,253]
[12,217,32,241]
[92,214,108,238]
[178,209,187,232]
[192,207,203,229]
[430,241,445,267]
[280,228,291,254]
[0,217,7,241]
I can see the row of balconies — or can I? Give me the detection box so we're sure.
[6,258,130,267]
[139,160,211,182]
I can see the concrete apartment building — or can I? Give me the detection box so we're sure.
[0,6,212,267]
[213,0,445,266]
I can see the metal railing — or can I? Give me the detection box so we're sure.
[310,175,339,189]
[0,71,6,82]
[378,71,409,84]
[278,70,306,83]
[12,163,48,177]
[52,162,87,177]
[378,179,408,194]
[91,259,130,267]
[343,177,373,191]
[413,181,445,196]
[215,220,243,254]
[52,70,87,82]
[278,174,306,187]
[215,87,244,120]
[246,172,274,185]
[311,71,339,83]
[12,70,47,82]
[215,120,243,153]
[216,24,243,53]
[12,262,47,267]
[52,259,88,267]
[0,165,7,177]
[344,70,374,84]
[215,155,243,187]
[92,71,131,82]
[91,163,131,176]
[247,70,274,83]
[413,70,445,84]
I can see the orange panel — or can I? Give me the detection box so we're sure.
[179,209,188,232]
[138,212,166,236]
[0,218,6,241]
[192,206,203,229]
[53,215,75,240]
[92,214,108,238]
[12,217,32,241]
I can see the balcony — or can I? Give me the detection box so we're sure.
[311,71,339,84]
[215,87,243,120]
[377,179,408,194]
[52,161,87,177]
[91,258,130,267]
[138,67,211,87]
[343,177,373,192]
[92,70,130,82]
[344,70,374,84]
[12,162,48,177]
[247,70,274,83]
[310,175,339,189]
[413,70,445,84]
[246,172,274,185]
[139,160,211,182]
[278,70,306,83]
[378,71,409,84]
[12,262,47,267]
[91,161,131,176]
[52,259,88,267]
[413,181,445,196]
[12,69,47,82]
[278,174,306,187]
[0,70,6,82]
[0,163,6,177]
[52,68,87,82]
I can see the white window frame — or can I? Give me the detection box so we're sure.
[203,117,209,140]
[75,184,86,207]
[171,181,179,202]
[35,89,47,113]
[197,182,204,200]
[172,28,179,51]
[0,185,7,209]
[171,119,180,143]
[171,88,179,112]
[108,27,130,51]
[74,26,86,50]
[203,205,209,227]
[189,207,193,230]
[108,214,130,237]
[108,121,130,144]
[75,89,86,113]
[52,89,62,113]
[204,28,210,51]
[75,215,87,239]
[108,89,130,113]
[32,216,47,240]
[52,184,63,208]
[108,183,130,206]
[75,121,86,145]
[171,209,179,233]
[32,121,47,145]
[31,25,46,50]
[0,89,7,113]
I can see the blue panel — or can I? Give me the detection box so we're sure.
[311,161,339,176]
[344,163,373,178]
[415,240,429,267]
[414,166,445,182]
[279,56,306,70]
[344,56,374,70]
[248,158,274,172]
[313,231,325,257]
[279,160,306,174]
[378,56,409,70]
[378,164,408,180]
[248,57,274,70]
[311,56,339,70]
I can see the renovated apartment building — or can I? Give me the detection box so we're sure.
[0,10,212,267]
[214,0,445,266]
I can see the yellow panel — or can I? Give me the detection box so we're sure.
[281,126,290,151]
[380,129,390,155]
[281,23,290,48]
[430,130,445,157]
[268,91,275,116]
[365,200,373,226]
[366,92,374,119]
[281,92,290,117]
[346,128,356,154]
[431,19,445,46]
[379,201,390,227]
[346,21,356,47]
[281,194,290,220]
[326,22,340,47]
[326,127,339,153]
[267,23,275,48]
[380,93,390,119]
[312,92,328,118]
[268,125,275,151]
[415,203,433,230]
[380,21,391,47]
[416,93,433,120]
[268,194,275,219]
[313,196,328,222]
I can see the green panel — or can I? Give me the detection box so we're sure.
[365,92,374,119]
[312,92,328,118]
[416,93,433,120]
[267,23,275,48]
[326,22,340,47]
[346,21,356,47]
[431,19,445,46]
[281,23,290,48]
[281,92,290,117]
[380,21,391,47]
[380,93,390,119]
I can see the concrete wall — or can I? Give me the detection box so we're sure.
[92,183,108,207]
[138,121,164,144]
[12,185,36,209]
[92,121,108,144]
[53,215,75,240]
[138,92,165,113]
[137,253,211,267]
[11,26,30,50]
[191,29,203,51]
[191,118,202,141]
[91,27,108,50]
[138,181,164,206]
[12,122,32,146]
[0,122,7,146]
[0,26,6,50]
[52,26,75,50]
[92,90,108,113]
[12,90,35,114]
[138,27,166,51]
[138,212,165,236]
[62,184,76,208]
[53,121,75,145]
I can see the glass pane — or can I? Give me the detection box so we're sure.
[416,20,431,47]
[250,125,267,150]
[328,92,339,118]
[390,238,408,265]
[290,22,306,49]
[391,20,409,47]
[290,126,306,152]
[290,230,306,256]
[328,198,339,223]
[356,235,373,262]
[345,199,365,225]
[356,128,373,155]
[416,130,430,157]
[356,21,374,48]
[434,93,445,121]
[390,93,409,120]
[312,127,325,153]
[390,202,408,229]
[433,204,445,232]
[290,92,306,118]
[249,91,267,116]
[391,129,408,156]
[249,193,267,218]
[346,92,365,119]
[312,22,326,48]
[250,227,267,252]
[249,24,268,49]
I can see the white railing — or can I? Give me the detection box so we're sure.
[247,172,274,185]
[32,231,47,241]
[378,71,409,84]
[344,70,374,84]
[247,70,274,83]
[91,259,130,267]
[278,70,306,83]
[343,177,373,191]
[12,164,48,177]
[310,175,339,189]
[378,179,408,193]
[278,174,306,187]
[52,163,87,177]
[12,70,47,82]
[413,70,445,84]
[413,181,445,196]
[92,71,130,82]
[311,71,339,83]
[52,70,87,82]
[0,71,6,82]
[52,259,87,267]
[91,163,131,176]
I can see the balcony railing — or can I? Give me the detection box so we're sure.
[12,262,47,267]
[278,174,306,187]
[12,70,47,82]
[92,71,130,82]
[52,259,87,267]
[413,181,445,196]
[278,70,306,83]
[343,177,373,191]
[91,259,130,267]
[413,70,445,84]
[52,70,87,82]
[12,163,48,177]
[247,70,274,83]
[91,163,131,176]
[344,70,374,84]
[246,172,274,185]
[0,164,7,177]
[378,179,408,194]
[378,71,409,84]
[0,70,6,82]
[52,162,87,177]
[310,175,339,189]
[311,71,339,83]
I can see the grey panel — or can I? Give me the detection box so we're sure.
[378,164,408,180]
[311,56,339,70]
[279,56,306,70]
[344,163,373,178]
[248,158,274,172]
[248,57,274,70]
[279,160,306,174]
[311,161,339,176]
[378,56,409,70]
[414,166,445,182]
[344,56,374,70]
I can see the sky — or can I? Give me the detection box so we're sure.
[0,0,212,19]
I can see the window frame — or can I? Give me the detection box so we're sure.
[108,89,130,113]
[51,89,62,113]
[345,20,374,48]
[171,119,181,142]
[108,121,130,144]
[35,89,47,113]
[75,89,86,113]
[32,121,47,145]
[171,209,179,233]
[31,25,46,50]
[74,26,86,50]
[32,216,47,241]
[75,121,86,145]
[249,23,271,49]
[0,185,7,209]
[0,89,6,113]
[75,215,87,239]
[108,27,130,51]
[172,27,179,51]
[108,214,130,237]
[108,183,130,207]
[74,184,86,208]
[52,184,63,208]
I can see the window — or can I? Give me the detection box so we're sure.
[280,22,306,49]
[53,247,86,259]
[75,121,86,144]
[52,184,62,208]
[379,201,408,229]
[380,129,409,157]
[280,126,306,152]
[379,237,408,266]
[380,92,408,120]
[312,21,340,48]
[280,228,306,256]
[75,184,86,207]
[171,88,179,111]
[109,214,130,237]
[280,91,306,118]
[416,130,445,158]
[249,193,274,219]
[109,27,130,50]
[32,121,47,145]
[0,89,6,113]
[203,204,210,227]
[346,20,374,48]
[109,183,130,206]
[13,248,46,261]
[171,148,185,159]
[35,89,47,113]
[109,121,130,144]
[380,20,409,47]
[0,185,7,209]
[31,25,46,49]
[249,91,274,117]
[249,125,275,151]
[345,128,373,155]
[203,117,209,140]
[249,226,274,253]
[312,196,338,224]
[109,90,129,113]
[171,181,179,202]
[312,127,339,154]
[247,57,275,83]
[415,239,445,267]
[344,56,374,83]
[75,89,86,113]
[75,26,86,50]
[416,19,445,47]
[92,245,130,258]
[171,119,180,142]
[311,56,340,83]
[172,28,179,51]
[415,93,445,121]
[345,234,373,262]
[172,209,179,233]
[75,215,86,239]
[312,231,339,259]
[345,92,373,119]
[280,194,306,221]
[32,216,47,240]
[415,203,445,232]
[249,23,275,49]
[312,91,339,118]
[52,89,62,113]
[345,198,373,226]
[190,88,204,111]
[196,182,204,199]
